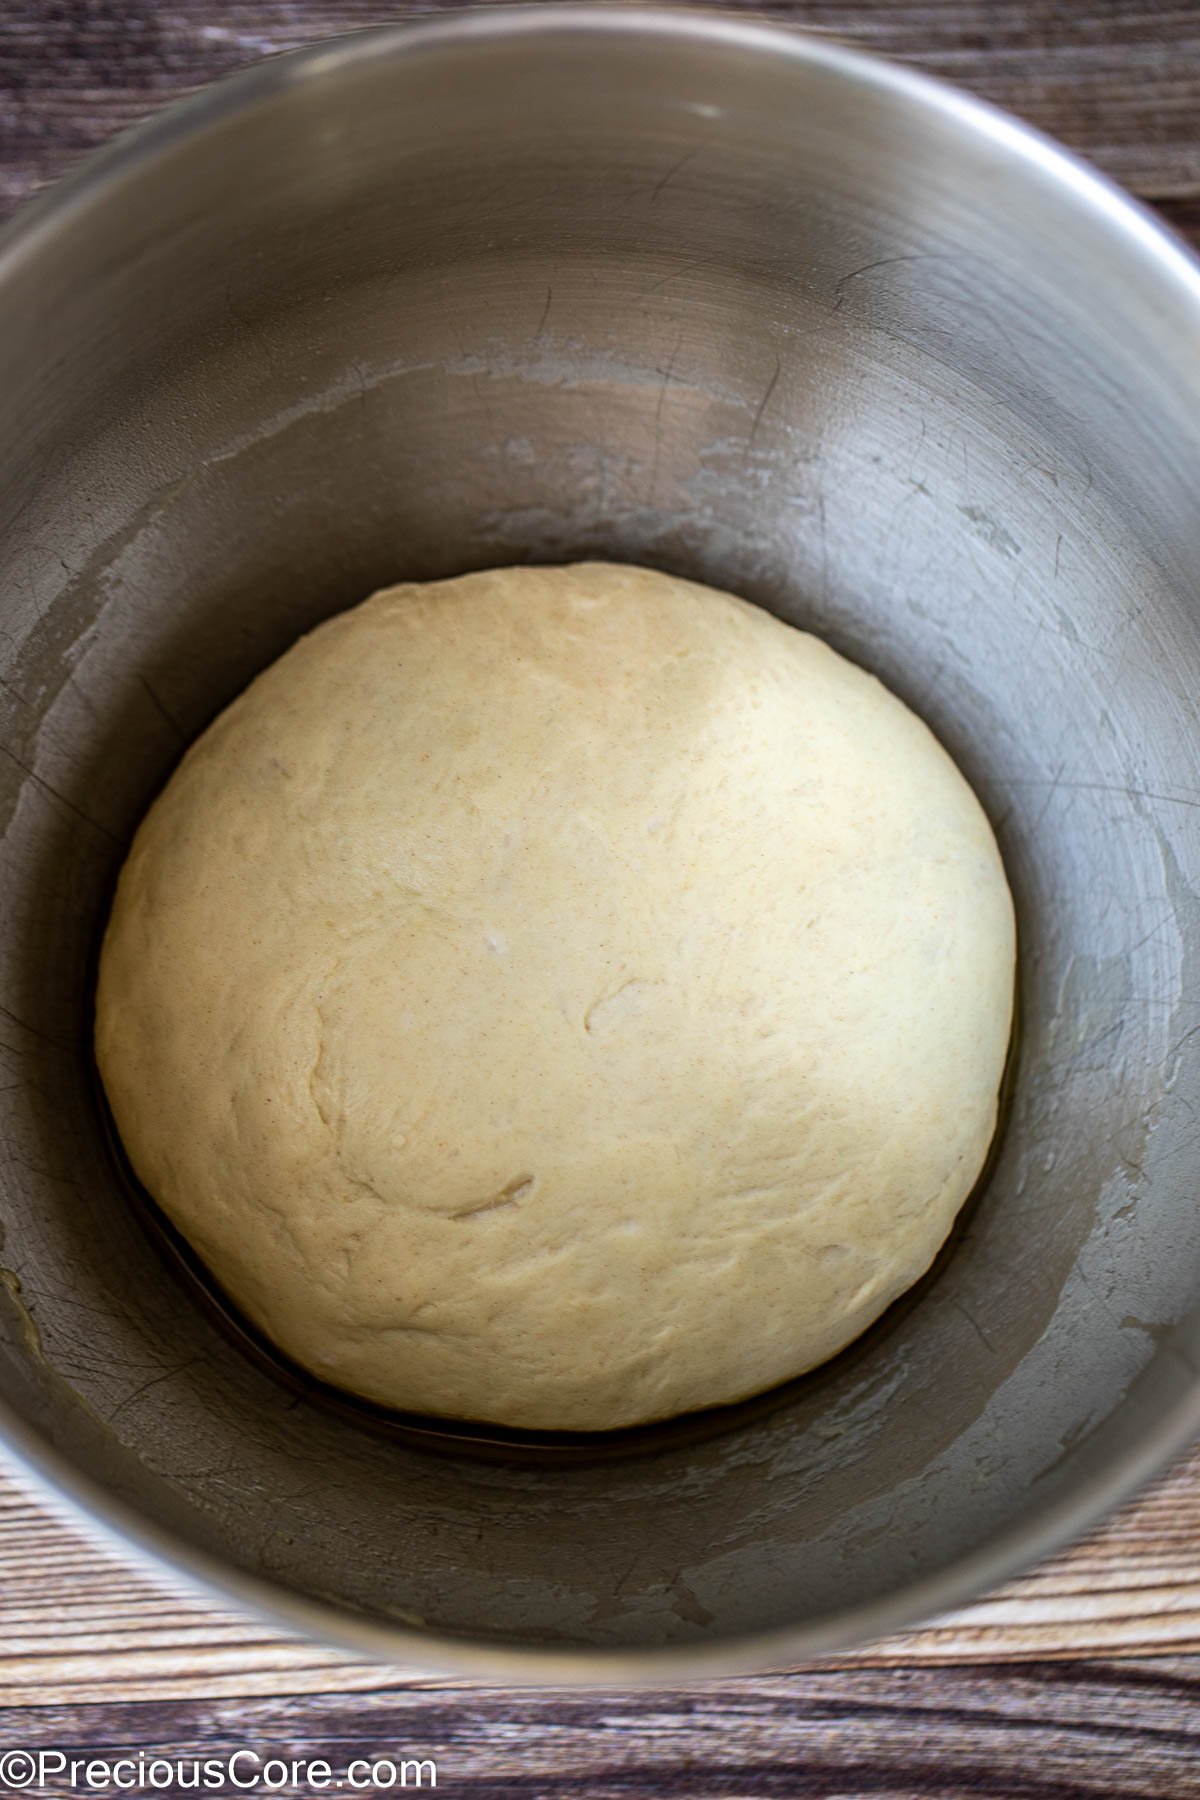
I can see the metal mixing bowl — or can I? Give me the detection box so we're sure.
[2,6,1200,1680]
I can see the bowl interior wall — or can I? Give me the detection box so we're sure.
[1,20,1199,1658]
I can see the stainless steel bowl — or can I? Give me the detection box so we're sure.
[2,7,1200,1681]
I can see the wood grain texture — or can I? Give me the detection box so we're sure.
[1,1439,1200,1705]
[1,0,1199,228]
[2,1660,1200,1799]
[1,3,1200,1786]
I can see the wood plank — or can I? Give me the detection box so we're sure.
[1,1661,1199,1797]
[1,1,1199,225]
[0,1443,1199,1704]
[1,0,1200,1751]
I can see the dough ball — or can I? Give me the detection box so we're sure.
[96,563,1015,1431]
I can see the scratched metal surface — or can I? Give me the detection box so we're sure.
[0,4,1199,1793]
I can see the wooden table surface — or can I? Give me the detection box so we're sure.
[3,2,1200,1792]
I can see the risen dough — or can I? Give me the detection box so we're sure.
[96,563,1015,1431]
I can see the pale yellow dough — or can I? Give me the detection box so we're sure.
[96,563,1015,1431]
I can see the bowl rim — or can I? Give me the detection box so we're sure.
[3,2,1200,1683]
